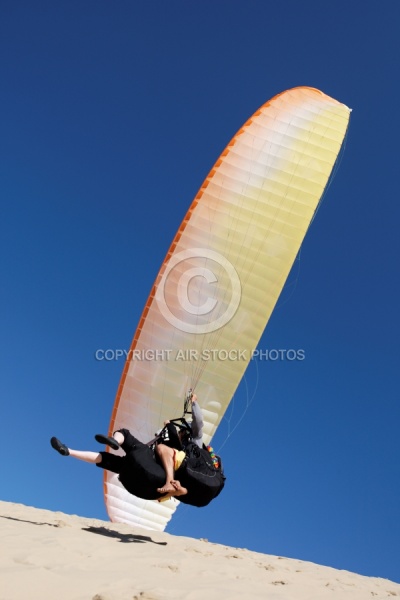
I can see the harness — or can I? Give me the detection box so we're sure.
[146,389,194,449]
[146,389,225,475]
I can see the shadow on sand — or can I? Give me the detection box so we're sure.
[83,525,168,545]
[0,514,60,528]
[1,514,167,546]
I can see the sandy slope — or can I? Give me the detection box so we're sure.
[0,500,399,600]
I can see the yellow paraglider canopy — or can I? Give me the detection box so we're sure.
[104,86,351,530]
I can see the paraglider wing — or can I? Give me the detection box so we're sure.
[104,86,351,529]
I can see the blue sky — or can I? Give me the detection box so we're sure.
[1,0,399,584]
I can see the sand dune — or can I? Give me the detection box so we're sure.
[0,500,399,600]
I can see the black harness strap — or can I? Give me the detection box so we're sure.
[146,389,194,448]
